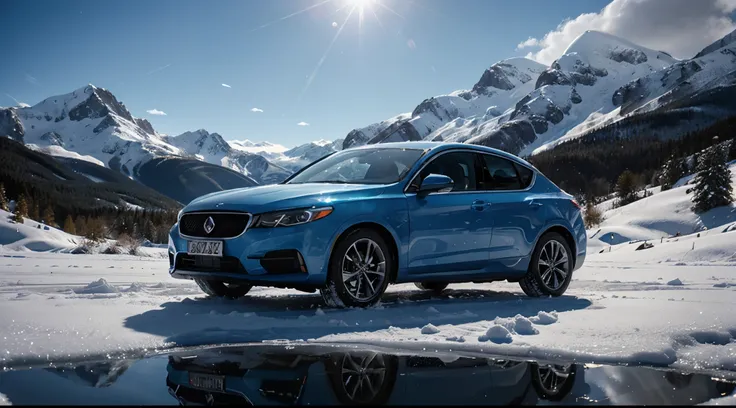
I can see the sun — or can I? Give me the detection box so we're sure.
[344,0,375,9]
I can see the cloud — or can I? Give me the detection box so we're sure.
[297,122,310,126]
[251,108,264,113]
[146,109,167,116]
[146,64,171,76]
[24,73,39,86]
[221,83,231,88]
[517,0,736,64]
[18,102,30,108]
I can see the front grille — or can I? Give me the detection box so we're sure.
[180,212,251,238]
[176,253,247,274]
[167,378,253,406]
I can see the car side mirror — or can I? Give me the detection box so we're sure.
[418,173,454,194]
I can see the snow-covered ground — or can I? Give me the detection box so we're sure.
[1,167,735,379]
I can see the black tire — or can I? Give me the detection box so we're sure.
[519,232,573,297]
[414,282,448,294]
[194,279,252,299]
[324,352,398,405]
[531,363,577,401]
[320,228,394,308]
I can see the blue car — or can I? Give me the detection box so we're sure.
[168,142,586,308]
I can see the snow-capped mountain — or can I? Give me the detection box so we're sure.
[343,57,547,151]
[0,85,343,197]
[344,30,736,157]
[165,130,292,185]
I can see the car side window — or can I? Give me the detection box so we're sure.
[419,151,478,192]
[514,163,535,189]
[479,154,523,190]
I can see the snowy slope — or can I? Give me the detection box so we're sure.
[588,162,736,252]
[0,210,80,252]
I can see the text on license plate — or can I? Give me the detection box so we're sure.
[187,240,223,257]
[189,373,225,392]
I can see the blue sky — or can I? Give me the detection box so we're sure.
[0,0,680,148]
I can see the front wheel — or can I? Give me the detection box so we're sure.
[320,229,393,308]
[195,279,252,299]
[519,232,573,297]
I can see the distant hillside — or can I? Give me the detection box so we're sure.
[0,137,181,220]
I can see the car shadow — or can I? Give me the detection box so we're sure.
[123,287,592,348]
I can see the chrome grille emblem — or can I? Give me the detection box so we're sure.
[203,216,216,235]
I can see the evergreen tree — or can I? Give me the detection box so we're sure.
[85,217,107,242]
[13,195,29,223]
[63,215,76,235]
[615,170,639,206]
[659,155,688,191]
[142,219,156,241]
[583,201,604,228]
[75,216,87,237]
[692,140,734,213]
[0,183,8,211]
[29,200,40,221]
[43,204,56,226]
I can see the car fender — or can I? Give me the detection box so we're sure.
[322,212,408,279]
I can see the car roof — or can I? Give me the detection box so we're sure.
[349,141,536,170]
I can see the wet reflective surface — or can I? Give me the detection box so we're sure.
[1,343,735,405]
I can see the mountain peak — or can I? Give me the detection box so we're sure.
[563,30,677,65]
[695,28,736,59]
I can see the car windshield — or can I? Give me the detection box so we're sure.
[286,148,425,185]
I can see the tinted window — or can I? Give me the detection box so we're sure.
[479,154,522,190]
[514,163,534,188]
[287,148,424,185]
[418,151,478,192]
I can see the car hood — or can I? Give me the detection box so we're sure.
[183,183,387,214]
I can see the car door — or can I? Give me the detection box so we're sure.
[405,150,494,275]
[478,153,544,266]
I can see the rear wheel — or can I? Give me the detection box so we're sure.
[320,228,393,308]
[194,279,252,299]
[531,363,576,401]
[519,232,573,297]
[414,282,448,294]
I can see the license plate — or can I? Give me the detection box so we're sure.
[187,240,223,257]
[189,373,225,392]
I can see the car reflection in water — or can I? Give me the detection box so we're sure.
[165,345,584,406]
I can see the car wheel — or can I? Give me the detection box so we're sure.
[320,228,393,308]
[325,351,398,405]
[531,363,576,401]
[414,282,448,294]
[519,232,573,297]
[194,279,252,299]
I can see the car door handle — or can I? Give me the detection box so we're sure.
[471,200,491,211]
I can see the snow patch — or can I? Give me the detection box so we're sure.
[73,278,119,294]
[421,324,441,334]
[478,325,513,344]
[529,311,559,325]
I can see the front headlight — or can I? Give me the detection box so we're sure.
[253,207,333,228]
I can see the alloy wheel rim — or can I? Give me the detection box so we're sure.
[341,238,386,301]
[537,364,572,395]
[538,240,569,291]
[340,352,387,403]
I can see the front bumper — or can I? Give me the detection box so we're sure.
[168,220,337,286]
